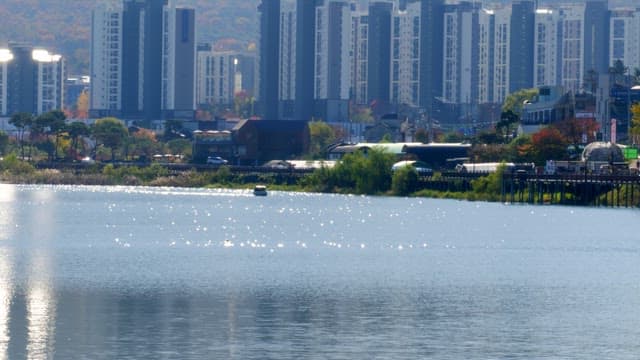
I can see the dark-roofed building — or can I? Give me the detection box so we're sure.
[403,143,471,169]
[234,120,309,164]
[191,119,309,164]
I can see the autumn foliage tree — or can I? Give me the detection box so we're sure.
[553,118,599,144]
[531,127,569,165]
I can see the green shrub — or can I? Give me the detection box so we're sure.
[471,163,506,196]
[0,154,35,175]
[391,166,419,196]
[306,149,395,194]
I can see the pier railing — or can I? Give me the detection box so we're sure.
[500,172,640,207]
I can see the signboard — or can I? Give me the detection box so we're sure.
[623,148,638,160]
[576,112,595,119]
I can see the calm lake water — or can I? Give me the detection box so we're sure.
[0,184,639,359]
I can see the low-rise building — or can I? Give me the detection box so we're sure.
[521,86,574,126]
[192,119,309,165]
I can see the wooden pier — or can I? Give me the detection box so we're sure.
[501,173,640,207]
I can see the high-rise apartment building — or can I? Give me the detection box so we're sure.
[476,1,535,104]
[0,49,11,115]
[351,11,369,105]
[610,8,640,70]
[197,47,252,106]
[258,0,280,119]
[294,0,317,121]
[121,0,165,121]
[534,8,561,87]
[509,1,535,93]
[391,1,421,107]
[442,2,479,106]
[557,1,610,94]
[91,0,196,122]
[314,0,352,122]
[279,0,296,118]
[367,2,393,110]
[477,8,495,104]
[559,4,586,93]
[419,0,445,116]
[0,43,65,116]
[90,6,122,114]
[493,5,512,103]
[162,6,196,118]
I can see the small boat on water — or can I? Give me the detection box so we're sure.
[253,185,267,196]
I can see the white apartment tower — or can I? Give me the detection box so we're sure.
[0,44,65,116]
[442,2,476,106]
[315,0,352,102]
[33,50,65,114]
[90,6,122,112]
[477,6,512,104]
[392,1,421,106]
[559,4,585,94]
[534,8,560,87]
[196,50,234,105]
[0,49,12,115]
[610,9,640,70]
[477,9,493,104]
[352,12,368,105]
[493,6,512,104]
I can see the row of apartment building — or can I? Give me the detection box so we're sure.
[1,0,259,123]
[259,0,640,125]
[2,0,638,129]
[0,44,65,117]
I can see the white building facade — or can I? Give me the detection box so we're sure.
[492,6,512,104]
[534,8,560,87]
[442,2,476,106]
[0,49,12,115]
[90,7,122,112]
[33,50,65,114]
[0,46,65,116]
[391,1,421,107]
[351,12,368,105]
[558,4,586,94]
[196,51,234,106]
[314,0,352,102]
[477,9,494,104]
[609,9,640,70]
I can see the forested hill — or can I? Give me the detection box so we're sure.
[0,0,260,74]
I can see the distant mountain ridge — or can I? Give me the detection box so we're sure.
[0,0,260,74]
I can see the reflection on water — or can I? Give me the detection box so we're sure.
[0,184,15,359]
[0,249,12,360]
[26,284,55,359]
[0,185,638,359]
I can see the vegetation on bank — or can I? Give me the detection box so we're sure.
[1,149,505,203]
[3,151,640,206]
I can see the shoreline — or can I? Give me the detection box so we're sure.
[3,163,639,208]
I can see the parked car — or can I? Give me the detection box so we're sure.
[263,160,294,169]
[80,156,96,164]
[392,160,433,176]
[206,156,228,166]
